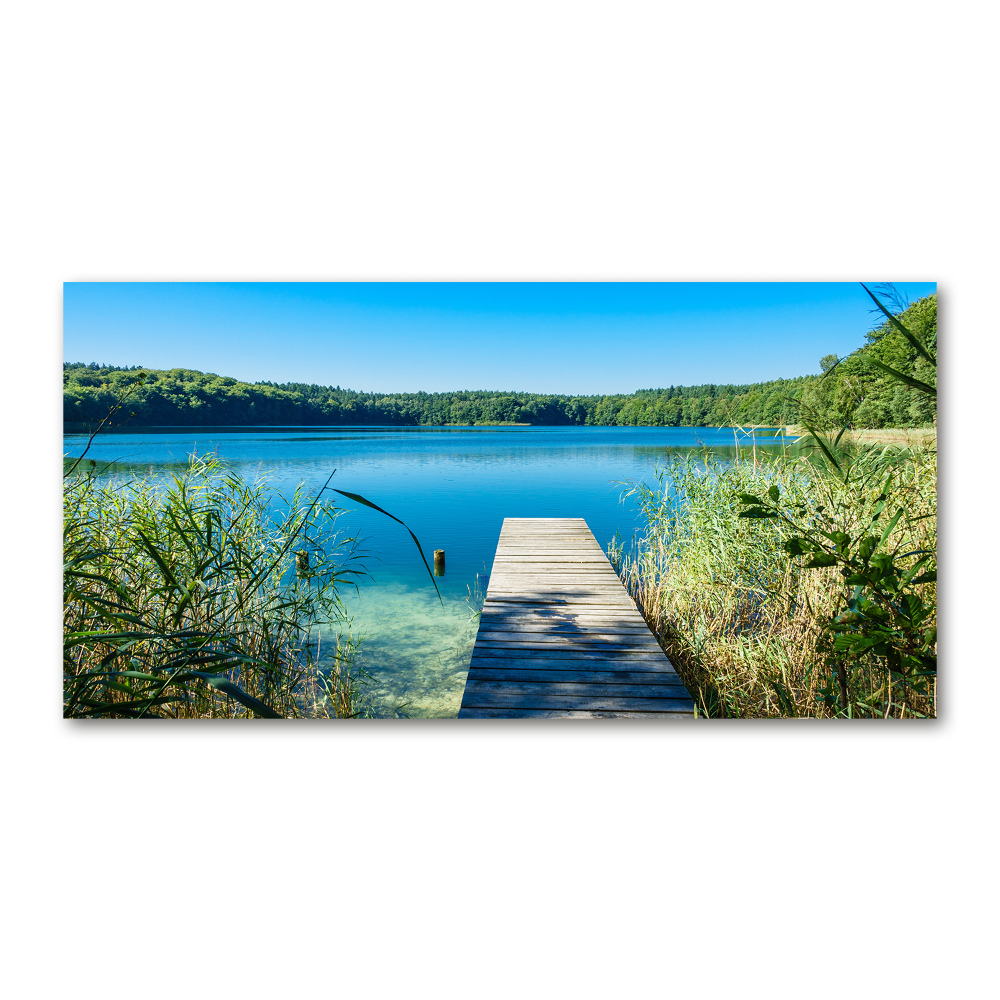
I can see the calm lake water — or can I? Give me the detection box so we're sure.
[64,425,795,717]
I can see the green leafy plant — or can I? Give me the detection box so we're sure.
[736,476,936,716]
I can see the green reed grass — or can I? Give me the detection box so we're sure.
[611,440,936,718]
[64,456,371,718]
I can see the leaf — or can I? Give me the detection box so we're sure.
[801,422,842,475]
[819,530,850,549]
[805,554,838,568]
[783,537,816,556]
[134,527,189,599]
[769,678,797,717]
[900,555,932,587]
[879,508,904,547]
[857,356,937,398]
[331,489,442,603]
[737,493,764,505]
[767,484,780,504]
[833,634,863,652]
[108,670,165,683]
[738,509,779,518]
[177,672,284,718]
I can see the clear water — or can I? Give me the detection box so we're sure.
[64,425,796,716]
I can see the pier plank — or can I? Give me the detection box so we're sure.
[457,708,695,719]
[465,667,687,685]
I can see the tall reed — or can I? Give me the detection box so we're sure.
[64,456,369,718]
[611,441,936,718]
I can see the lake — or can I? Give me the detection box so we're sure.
[64,425,796,717]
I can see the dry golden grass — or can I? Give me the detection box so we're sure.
[784,425,936,447]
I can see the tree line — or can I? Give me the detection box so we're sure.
[63,294,936,430]
[797,292,937,429]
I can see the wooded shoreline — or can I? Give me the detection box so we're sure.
[63,294,937,431]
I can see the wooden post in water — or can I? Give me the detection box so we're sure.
[434,549,446,576]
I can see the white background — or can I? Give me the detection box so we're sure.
[3,2,994,997]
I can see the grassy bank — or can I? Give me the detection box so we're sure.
[64,456,370,718]
[611,438,937,718]
[784,425,936,447]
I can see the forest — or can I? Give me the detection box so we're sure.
[64,294,936,430]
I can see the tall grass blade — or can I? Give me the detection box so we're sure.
[856,356,937,397]
[331,489,442,602]
[801,422,842,474]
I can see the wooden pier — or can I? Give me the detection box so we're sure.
[458,518,695,718]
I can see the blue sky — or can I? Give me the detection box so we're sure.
[63,282,937,394]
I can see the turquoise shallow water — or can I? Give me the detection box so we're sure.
[64,425,795,716]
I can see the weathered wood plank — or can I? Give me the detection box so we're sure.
[482,603,645,612]
[488,574,624,580]
[490,576,622,581]
[464,679,690,699]
[478,619,651,628]
[487,581,624,586]
[488,569,621,576]
[457,708,695,718]
[475,631,653,644]
[479,618,649,637]
[485,608,642,616]
[491,560,616,565]
[461,693,695,712]
[493,552,609,557]
[494,551,608,555]
[484,596,635,603]
[495,544,607,549]
[467,668,682,683]
[487,575,623,582]
[494,548,606,553]
[478,616,651,628]
[485,590,636,598]
[481,607,645,616]
[486,587,625,592]
[466,666,687,696]
[471,648,668,661]
[471,648,670,662]
[491,562,612,567]
[483,601,639,610]
[476,632,663,647]
[481,614,645,623]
